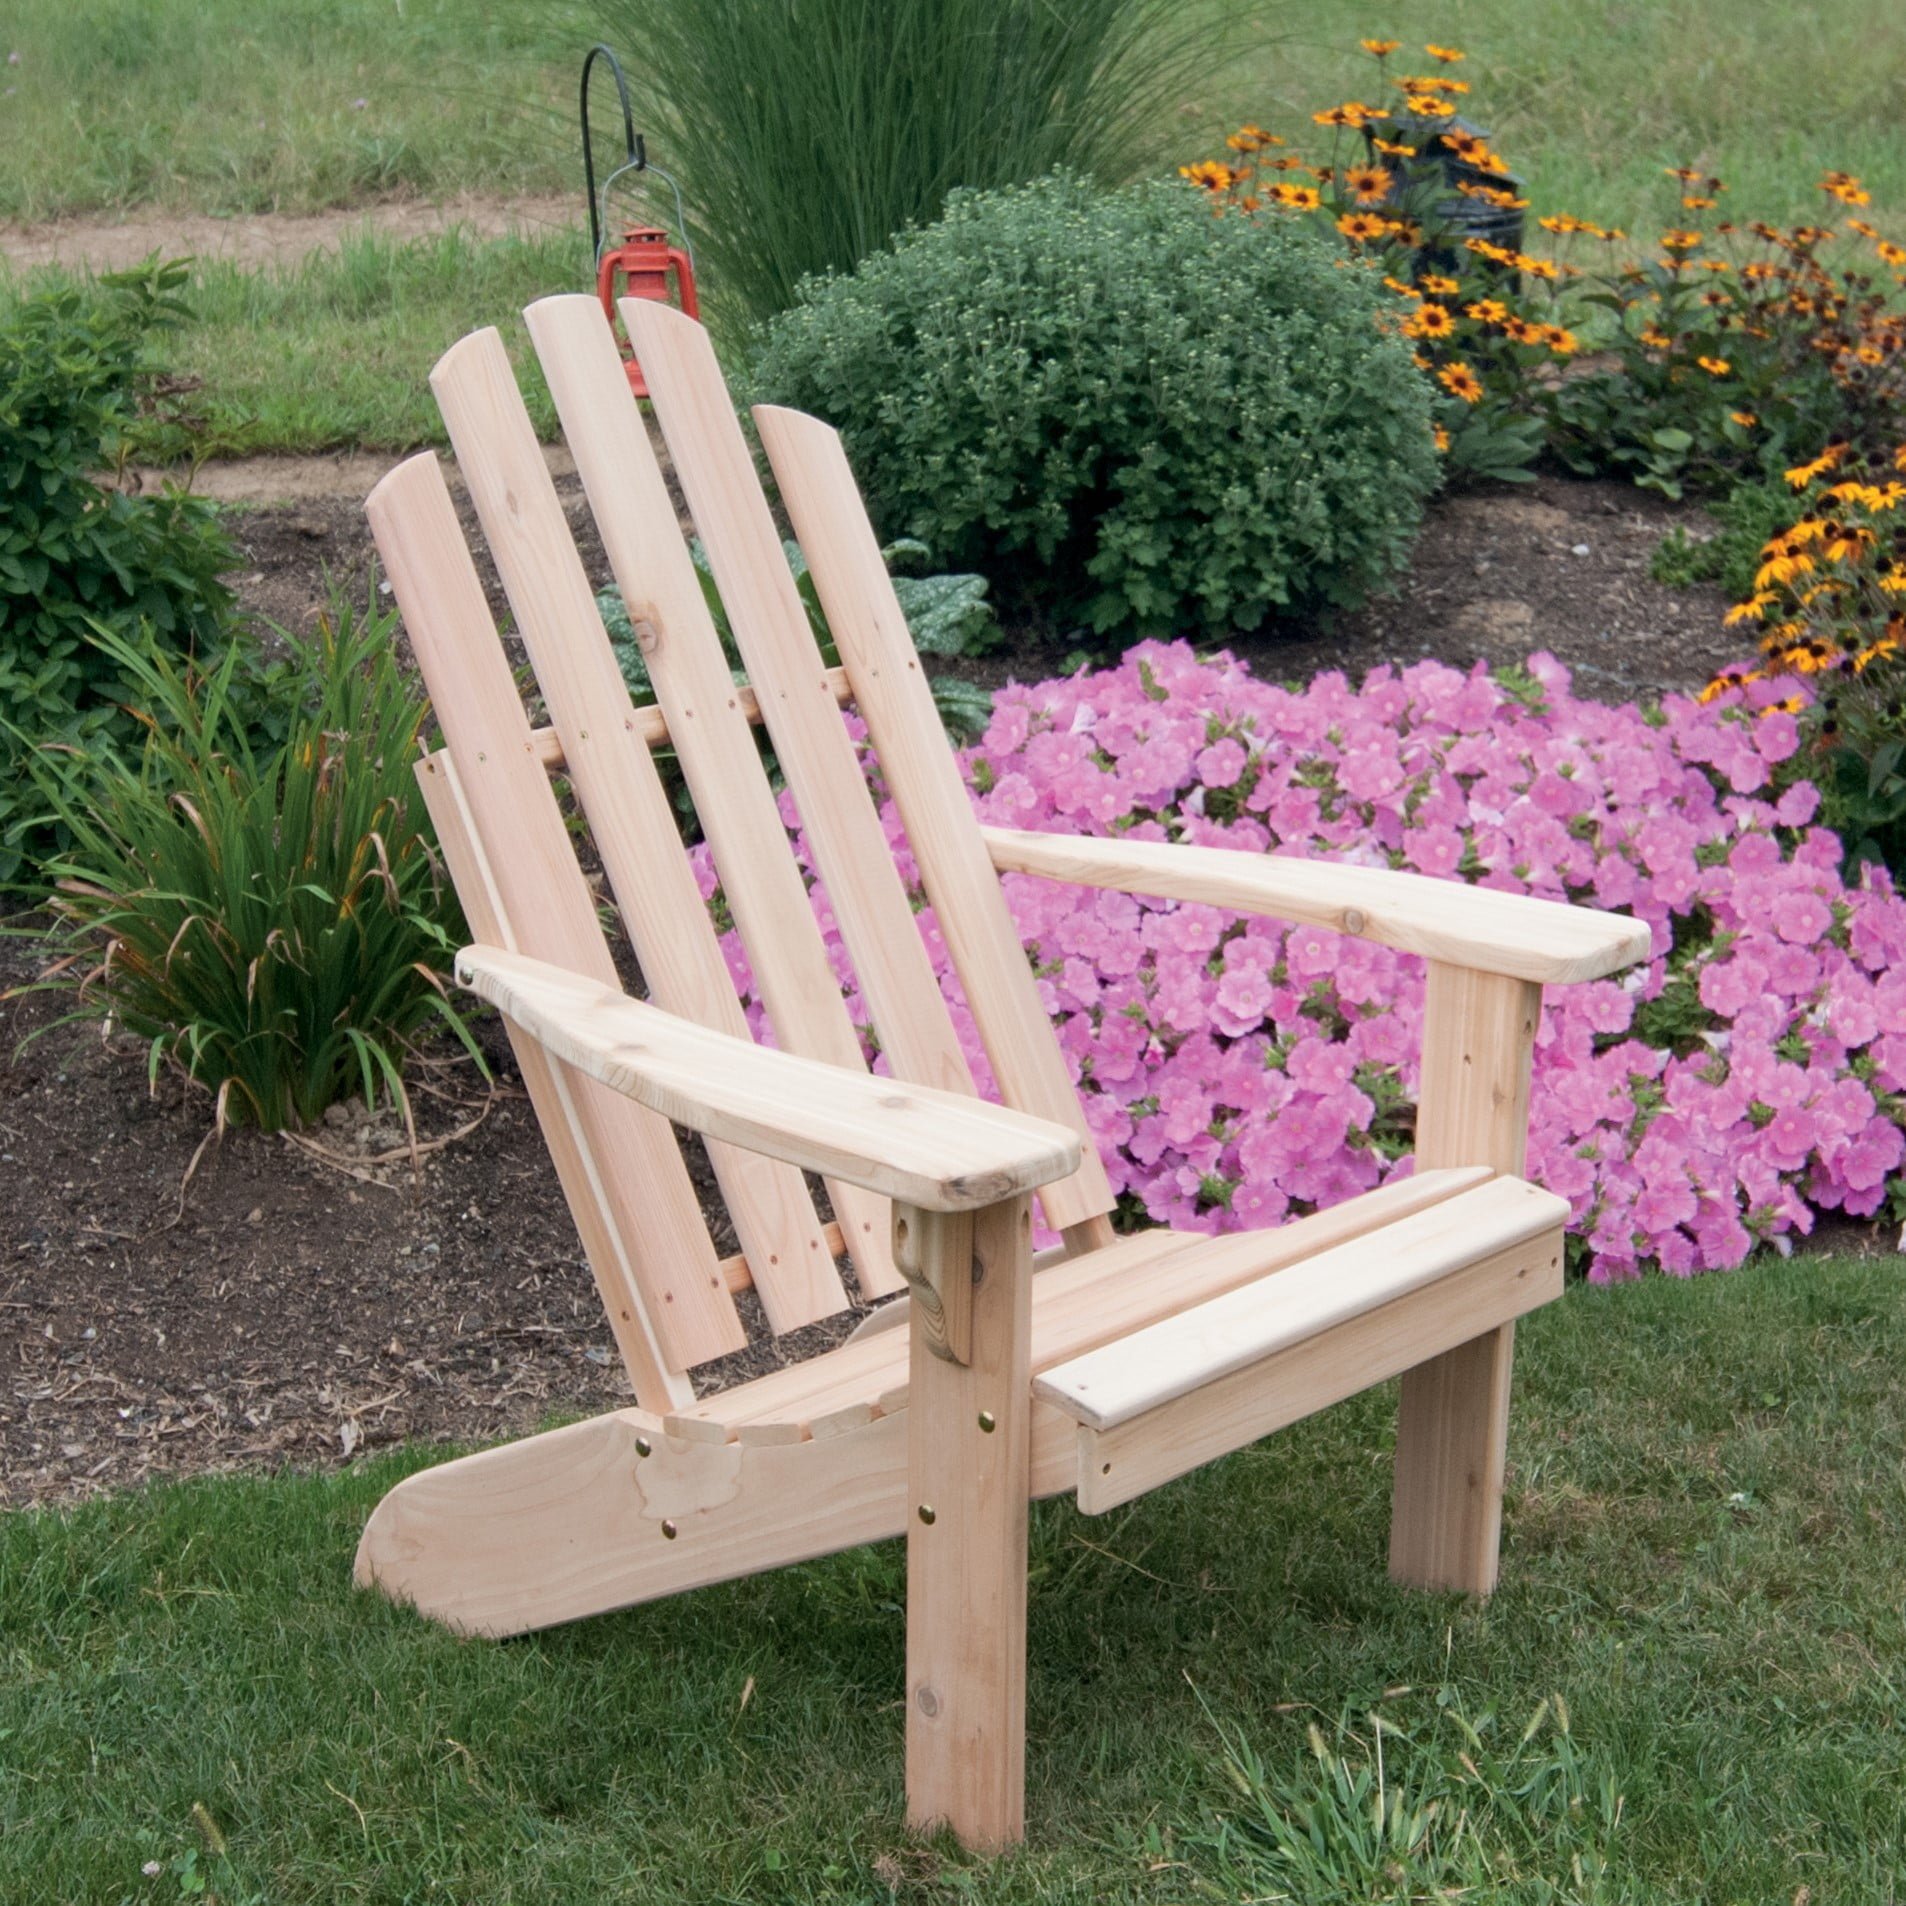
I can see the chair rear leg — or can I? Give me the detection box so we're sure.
[899,1195,1033,1850]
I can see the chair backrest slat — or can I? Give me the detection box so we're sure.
[365,453,736,1391]
[429,327,850,1334]
[520,295,899,1300]
[756,406,1118,1236]
[627,302,979,1110]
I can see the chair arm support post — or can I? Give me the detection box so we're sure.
[901,1192,1034,1849]
[1390,962,1542,1595]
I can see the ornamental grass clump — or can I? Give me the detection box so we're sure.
[752,172,1438,642]
[16,602,476,1134]
[703,647,1906,1281]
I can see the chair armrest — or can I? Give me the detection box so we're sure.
[980,826,1651,986]
[456,946,1082,1213]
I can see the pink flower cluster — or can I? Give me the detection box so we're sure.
[696,645,1906,1280]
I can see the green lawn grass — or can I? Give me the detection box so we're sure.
[5,1251,1902,1903]
[4,1,1902,241]
[0,0,569,222]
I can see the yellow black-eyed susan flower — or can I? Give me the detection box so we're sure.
[1360,37,1400,55]
[1438,361,1484,403]
[1404,302,1456,339]
[1344,163,1393,205]
[1337,211,1389,242]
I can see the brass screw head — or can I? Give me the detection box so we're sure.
[634,1436,652,1458]
[977,1410,997,1434]
[661,1519,678,1540]
[917,1503,937,1525]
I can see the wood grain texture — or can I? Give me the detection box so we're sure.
[1390,963,1543,1595]
[755,403,1116,1234]
[428,323,843,1335]
[364,452,739,1377]
[1034,1177,1567,1431]
[521,667,853,769]
[667,1167,1492,1439]
[981,826,1652,985]
[892,1206,974,1366]
[351,1168,1538,1639]
[903,1195,1032,1848]
[626,302,977,1104]
[456,946,1082,1213]
[521,296,901,1299]
[1073,1227,1563,1513]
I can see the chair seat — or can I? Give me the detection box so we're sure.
[660,1167,1553,1462]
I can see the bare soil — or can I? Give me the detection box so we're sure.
[0,470,1757,1507]
[0,193,574,275]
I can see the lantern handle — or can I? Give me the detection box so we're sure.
[581,43,644,263]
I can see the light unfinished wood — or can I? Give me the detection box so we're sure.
[892,1206,975,1366]
[756,403,1115,1235]
[671,1167,1492,1439]
[429,325,844,1334]
[411,749,691,1412]
[627,300,978,1103]
[359,310,1651,1854]
[521,666,853,769]
[1035,1177,1567,1431]
[523,295,901,1299]
[351,1177,1550,1637]
[1072,1226,1563,1513]
[1390,964,1541,1594]
[456,945,1082,1213]
[903,1195,1032,1847]
[981,826,1653,985]
[364,453,741,1377]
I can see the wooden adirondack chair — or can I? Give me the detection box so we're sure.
[354,295,1651,1849]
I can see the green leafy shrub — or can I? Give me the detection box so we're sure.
[593,0,1236,328]
[1652,474,1796,598]
[16,601,476,1133]
[752,173,1438,642]
[0,260,236,881]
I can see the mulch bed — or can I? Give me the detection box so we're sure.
[1,471,1751,1507]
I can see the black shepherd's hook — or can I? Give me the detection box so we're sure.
[581,43,644,263]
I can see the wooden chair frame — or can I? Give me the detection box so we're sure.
[353,297,1650,1849]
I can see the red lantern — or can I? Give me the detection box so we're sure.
[596,226,700,399]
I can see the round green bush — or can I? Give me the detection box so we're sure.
[751,172,1439,641]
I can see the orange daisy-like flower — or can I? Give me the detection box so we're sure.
[1661,229,1703,251]
[1730,410,1758,427]
[1502,315,1545,345]
[1371,135,1417,157]
[1404,301,1456,339]
[1846,218,1878,238]
[1360,37,1401,55]
[1697,355,1731,375]
[1785,444,1846,488]
[1337,211,1389,242]
[1425,42,1465,61]
[1270,182,1323,211]
[1465,298,1509,324]
[1312,101,1374,127]
[1438,361,1484,402]
[1344,163,1394,205]
[1545,325,1581,356]
[1433,422,1451,451]
[1403,93,1456,116]
[1682,196,1717,211]
[1878,240,1906,267]
[1179,161,1237,192]
[1821,172,1871,206]
[1381,274,1424,300]
[1419,272,1460,296]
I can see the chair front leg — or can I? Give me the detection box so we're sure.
[1389,963,1541,1595]
[895,1194,1034,1849]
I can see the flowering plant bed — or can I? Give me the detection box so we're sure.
[709,645,1906,1281]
